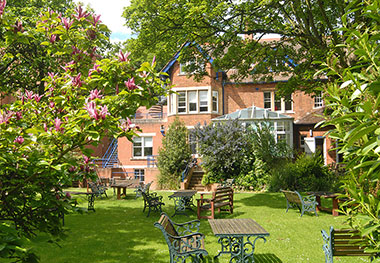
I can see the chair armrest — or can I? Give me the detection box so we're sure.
[303,194,317,203]
[173,220,201,235]
[166,232,206,252]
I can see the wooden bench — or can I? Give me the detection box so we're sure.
[197,186,233,219]
[154,212,208,263]
[280,189,318,217]
[321,226,375,262]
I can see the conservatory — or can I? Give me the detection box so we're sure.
[212,106,294,148]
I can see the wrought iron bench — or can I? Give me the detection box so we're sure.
[88,181,108,198]
[321,226,375,262]
[154,212,208,263]
[280,189,318,217]
[141,191,165,217]
[134,181,153,199]
[196,186,234,219]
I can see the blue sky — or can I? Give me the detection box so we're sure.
[74,0,132,42]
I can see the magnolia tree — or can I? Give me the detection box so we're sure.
[0,3,168,262]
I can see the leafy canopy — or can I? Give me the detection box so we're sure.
[123,0,363,95]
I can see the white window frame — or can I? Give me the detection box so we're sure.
[199,90,208,112]
[212,90,219,113]
[264,91,293,112]
[314,92,323,108]
[134,169,145,182]
[171,87,211,114]
[188,91,198,113]
[177,92,186,113]
[132,136,153,158]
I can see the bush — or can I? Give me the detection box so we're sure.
[157,117,192,189]
[269,153,340,192]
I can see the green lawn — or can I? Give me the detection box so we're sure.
[31,189,370,263]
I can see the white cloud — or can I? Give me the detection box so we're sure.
[74,0,132,41]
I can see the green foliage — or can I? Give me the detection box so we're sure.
[122,0,364,95]
[0,3,168,262]
[319,0,380,256]
[157,118,192,189]
[194,120,292,190]
[269,153,340,192]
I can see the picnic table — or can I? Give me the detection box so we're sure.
[168,190,197,217]
[208,218,269,263]
[306,191,340,216]
[110,179,140,199]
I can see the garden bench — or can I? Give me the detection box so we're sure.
[154,212,208,263]
[280,189,318,217]
[141,191,165,217]
[321,226,375,263]
[197,186,233,219]
[134,181,152,199]
[88,181,108,198]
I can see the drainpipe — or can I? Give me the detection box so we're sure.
[222,73,226,115]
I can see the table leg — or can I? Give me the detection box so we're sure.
[122,187,126,197]
[215,235,267,263]
[170,196,188,217]
[332,197,339,216]
[87,193,95,212]
[117,187,121,199]
[316,196,321,212]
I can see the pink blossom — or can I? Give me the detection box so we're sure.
[43,123,48,132]
[71,46,81,55]
[91,14,101,26]
[70,73,82,87]
[151,56,156,66]
[85,101,99,120]
[33,94,43,102]
[124,78,138,91]
[121,117,133,132]
[88,64,100,77]
[99,105,109,120]
[74,5,89,20]
[0,110,13,124]
[48,72,58,81]
[15,112,22,120]
[115,84,119,94]
[68,166,76,173]
[12,20,23,32]
[83,155,90,164]
[25,90,34,100]
[54,117,64,132]
[89,89,102,100]
[0,0,6,17]
[49,101,55,108]
[61,17,73,30]
[118,50,130,62]
[14,136,24,144]
[62,60,75,72]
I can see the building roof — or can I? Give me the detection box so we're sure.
[212,106,294,121]
[294,107,325,125]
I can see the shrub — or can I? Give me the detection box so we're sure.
[269,153,340,192]
[157,117,192,189]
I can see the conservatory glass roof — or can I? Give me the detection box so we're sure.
[212,106,294,121]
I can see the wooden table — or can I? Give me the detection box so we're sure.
[307,191,340,216]
[208,218,269,263]
[111,179,139,199]
[168,190,197,216]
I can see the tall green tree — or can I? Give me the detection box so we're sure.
[157,117,192,189]
[0,3,167,262]
[123,0,363,95]
[321,0,380,256]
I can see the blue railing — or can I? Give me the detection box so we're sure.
[181,158,198,182]
[147,155,158,168]
[93,138,118,168]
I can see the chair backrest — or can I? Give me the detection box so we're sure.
[213,186,233,203]
[154,213,179,250]
[143,181,153,194]
[88,182,99,193]
[281,190,302,204]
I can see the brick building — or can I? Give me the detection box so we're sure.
[100,44,336,190]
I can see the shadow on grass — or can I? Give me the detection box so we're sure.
[238,192,285,210]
